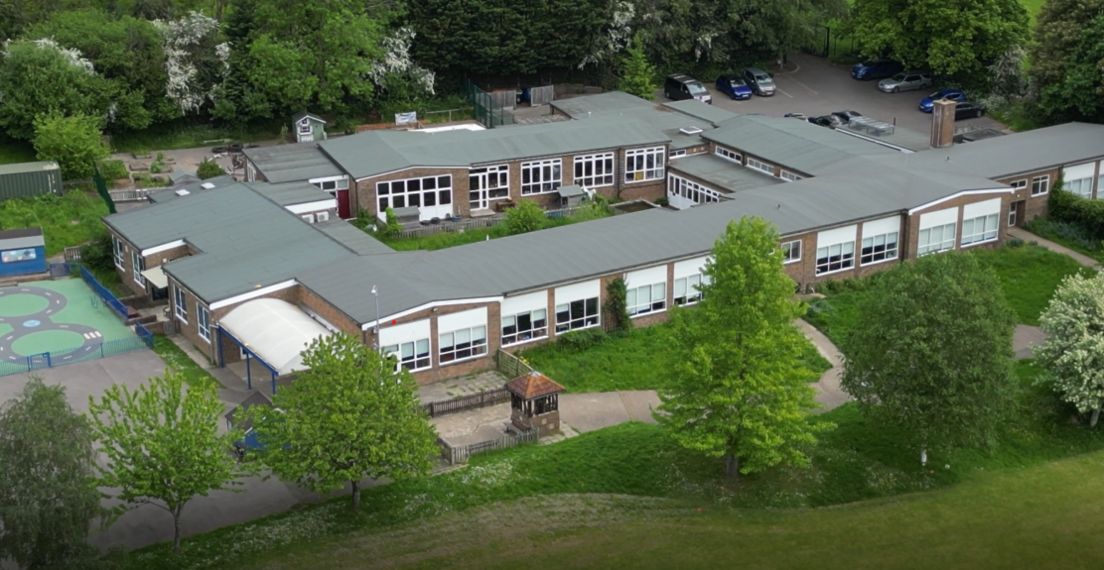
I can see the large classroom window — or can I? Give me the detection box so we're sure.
[573,153,615,188]
[383,339,431,372]
[627,283,665,316]
[439,325,487,363]
[502,308,547,346]
[782,240,801,264]
[113,236,124,268]
[815,226,857,275]
[668,175,723,209]
[860,232,898,264]
[132,252,145,286]
[961,214,999,245]
[197,306,210,342]
[625,147,665,182]
[377,175,452,213]
[555,297,599,332]
[673,274,706,306]
[918,223,956,255]
[470,165,510,199]
[747,157,775,176]
[173,284,187,322]
[521,159,562,195]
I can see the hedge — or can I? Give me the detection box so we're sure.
[1048,189,1104,240]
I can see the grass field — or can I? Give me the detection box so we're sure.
[151,334,222,388]
[0,139,36,165]
[110,120,284,154]
[1022,218,1104,265]
[0,191,109,256]
[374,208,612,252]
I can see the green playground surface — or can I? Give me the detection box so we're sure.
[0,278,137,357]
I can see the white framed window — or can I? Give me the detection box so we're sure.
[673,274,709,306]
[246,161,256,182]
[298,119,311,135]
[173,284,187,323]
[782,240,801,264]
[1008,206,1017,226]
[1031,175,1049,196]
[860,232,898,264]
[377,175,452,213]
[132,251,145,286]
[962,214,999,245]
[383,340,431,372]
[625,147,665,182]
[1009,179,1027,190]
[669,149,687,159]
[112,236,124,269]
[715,147,742,164]
[816,243,855,274]
[1066,177,1094,198]
[627,283,665,316]
[470,165,510,200]
[439,325,487,364]
[521,159,562,195]
[573,153,615,188]
[555,297,599,332]
[312,177,349,191]
[780,170,802,182]
[667,175,722,209]
[197,306,210,342]
[918,223,956,255]
[747,157,774,176]
[502,308,547,346]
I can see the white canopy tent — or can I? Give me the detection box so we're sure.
[219,298,332,376]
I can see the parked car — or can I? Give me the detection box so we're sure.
[953,101,986,120]
[783,112,807,119]
[919,89,967,112]
[830,110,863,124]
[851,59,904,80]
[878,72,933,93]
[715,74,753,100]
[742,67,776,96]
[807,115,844,128]
[664,74,713,104]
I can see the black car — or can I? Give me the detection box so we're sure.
[954,102,986,120]
[807,115,843,128]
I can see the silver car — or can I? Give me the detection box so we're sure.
[878,72,933,93]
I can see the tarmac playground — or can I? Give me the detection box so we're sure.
[0,278,137,366]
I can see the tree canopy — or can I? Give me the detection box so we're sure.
[34,113,111,180]
[656,217,829,479]
[1030,0,1104,124]
[839,252,1017,462]
[1035,271,1104,427]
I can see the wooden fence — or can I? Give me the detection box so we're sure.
[423,388,510,418]
[439,428,539,465]
[394,205,588,239]
[495,349,534,378]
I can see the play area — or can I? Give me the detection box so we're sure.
[0,278,139,371]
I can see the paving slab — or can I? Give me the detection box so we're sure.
[558,392,632,433]
[1014,324,1047,360]
[795,319,851,412]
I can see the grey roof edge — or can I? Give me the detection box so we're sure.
[296,280,366,326]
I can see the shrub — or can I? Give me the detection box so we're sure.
[603,277,632,333]
[79,232,114,272]
[503,201,547,235]
[156,151,164,161]
[556,328,607,351]
[1024,217,1103,252]
[654,197,669,207]
[1048,188,1104,240]
[383,207,403,237]
[98,160,128,180]
[32,113,109,180]
[149,161,162,174]
[196,158,225,180]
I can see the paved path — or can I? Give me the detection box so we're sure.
[1008,227,1102,270]
[795,319,851,412]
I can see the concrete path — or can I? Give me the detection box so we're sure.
[796,319,851,412]
[1008,227,1102,270]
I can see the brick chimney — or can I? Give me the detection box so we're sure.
[930,99,956,148]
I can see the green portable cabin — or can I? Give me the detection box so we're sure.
[292,111,327,143]
[0,161,62,202]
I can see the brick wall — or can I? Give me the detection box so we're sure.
[996,167,1059,224]
[353,167,469,221]
[905,193,1011,259]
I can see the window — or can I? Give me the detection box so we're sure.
[298,120,311,135]
[668,175,722,207]
[860,232,899,264]
[173,285,187,322]
[470,165,510,200]
[113,236,124,269]
[961,214,999,245]
[917,223,956,255]
[1008,206,1017,226]
[669,149,687,159]
[555,297,599,333]
[502,309,547,346]
[197,306,210,342]
[573,153,615,188]
[782,240,801,264]
[715,147,742,164]
[132,252,145,286]
[1031,175,1049,196]
[439,325,487,363]
[383,339,431,371]
[780,170,802,182]
[1009,179,1027,190]
[377,175,451,213]
[747,157,775,175]
[627,282,666,316]
[816,242,855,275]
[1066,177,1094,199]
[625,147,665,182]
[312,177,349,192]
[521,159,562,195]
[674,274,711,306]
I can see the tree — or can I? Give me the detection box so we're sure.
[88,370,247,554]
[503,200,547,235]
[618,35,655,100]
[0,377,105,569]
[1035,10,1104,123]
[846,0,1029,82]
[196,158,226,180]
[656,217,828,479]
[1035,271,1104,427]
[840,252,1016,464]
[248,334,438,510]
[1029,0,1104,99]
[33,114,110,180]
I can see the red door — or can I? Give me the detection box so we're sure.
[336,190,351,219]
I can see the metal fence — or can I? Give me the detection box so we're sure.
[394,205,588,239]
[438,428,539,465]
[0,323,153,377]
[463,78,514,129]
[79,265,130,322]
[424,388,510,418]
[109,188,151,202]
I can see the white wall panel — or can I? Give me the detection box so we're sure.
[501,291,547,316]
[438,307,487,333]
[861,216,901,238]
[919,207,958,229]
[816,225,858,248]
[554,280,600,305]
[379,319,430,346]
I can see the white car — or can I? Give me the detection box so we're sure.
[878,72,933,93]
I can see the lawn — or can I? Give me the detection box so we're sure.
[373,208,612,252]
[151,334,222,388]
[1022,217,1104,265]
[518,320,832,393]
[110,119,284,154]
[0,139,36,165]
[0,191,109,256]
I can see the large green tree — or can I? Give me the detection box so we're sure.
[0,378,106,569]
[840,252,1017,464]
[1035,272,1104,427]
[249,333,438,510]
[618,35,656,100]
[656,217,828,480]
[845,0,1029,81]
[34,113,111,180]
[89,370,247,554]
[1033,6,1104,124]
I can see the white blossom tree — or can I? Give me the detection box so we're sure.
[154,11,228,114]
[1035,271,1104,427]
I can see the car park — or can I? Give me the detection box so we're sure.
[831,110,863,124]
[954,102,986,120]
[919,89,967,112]
[664,74,713,104]
[715,74,753,100]
[742,67,776,96]
[878,72,933,93]
[851,59,904,80]
[807,115,844,128]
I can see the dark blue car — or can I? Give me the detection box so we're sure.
[715,74,753,100]
[919,89,967,113]
[851,59,904,80]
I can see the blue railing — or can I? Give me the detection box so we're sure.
[79,265,129,321]
[0,328,153,377]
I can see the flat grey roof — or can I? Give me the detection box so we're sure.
[149,175,237,203]
[662,100,743,126]
[0,226,44,249]
[246,181,332,207]
[669,154,784,194]
[0,161,58,176]
[549,91,654,117]
[836,123,931,153]
[243,144,345,183]
[312,220,394,256]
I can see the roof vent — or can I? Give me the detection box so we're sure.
[200,182,216,190]
[175,189,190,197]
[679,126,703,136]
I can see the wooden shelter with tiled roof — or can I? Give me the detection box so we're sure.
[505,371,564,437]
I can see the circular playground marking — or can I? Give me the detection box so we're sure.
[22,319,40,327]
[0,293,49,317]
[12,330,86,357]
[0,285,105,361]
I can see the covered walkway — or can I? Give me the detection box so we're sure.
[217,298,333,393]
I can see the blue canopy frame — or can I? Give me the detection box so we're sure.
[217,326,280,394]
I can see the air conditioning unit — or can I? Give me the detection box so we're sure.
[301,213,315,223]
[175,189,190,197]
[315,211,330,222]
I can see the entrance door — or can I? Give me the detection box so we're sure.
[335,190,351,219]
[1009,200,1025,227]
[469,171,489,211]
